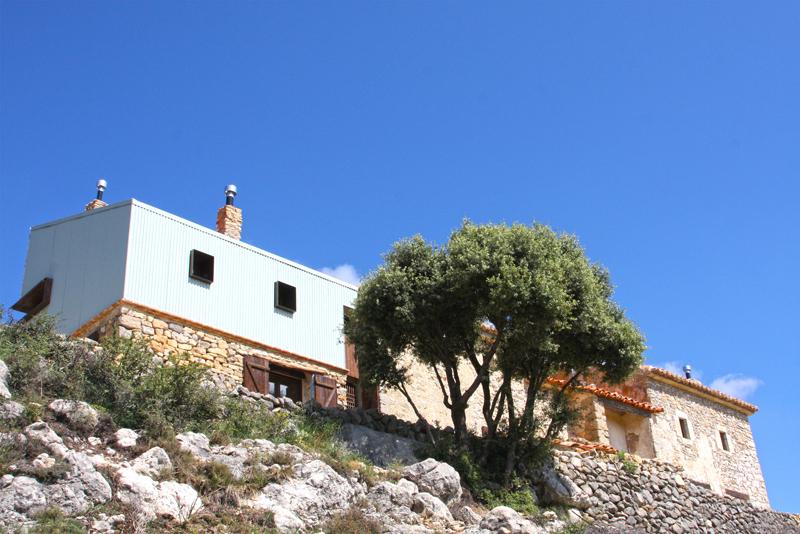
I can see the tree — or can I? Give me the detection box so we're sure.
[345,221,645,475]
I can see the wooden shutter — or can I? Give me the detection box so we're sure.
[313,374,338,408]
[361,386,381,412]
[243,355,269,394]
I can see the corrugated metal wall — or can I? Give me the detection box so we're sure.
[21,203,131,333]
[123,201,356,369]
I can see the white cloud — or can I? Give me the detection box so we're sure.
[320,264,361,286]
[709,374,763,401]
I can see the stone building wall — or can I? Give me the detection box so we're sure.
[550,448,796,533]
[378,354,573,441]
[645,379,769,508]
[85,303,349,405]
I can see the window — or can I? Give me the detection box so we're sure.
[275,281,297,313]
[720,431,730,451]
[189,250,214,284]
[269,365,304,402]
[679,417,691,440]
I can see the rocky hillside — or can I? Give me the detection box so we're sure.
[0,379,581,533]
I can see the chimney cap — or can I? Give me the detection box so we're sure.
[683,364,693,379]
[97,179,107,192]
[225,184,237,197]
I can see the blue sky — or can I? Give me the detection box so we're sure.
[1,1,798,512]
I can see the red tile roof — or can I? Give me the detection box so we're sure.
[546,377,664,413]
[642,365,758,415]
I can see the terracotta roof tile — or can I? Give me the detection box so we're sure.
[642,365,758,415]
[546,377,664,413]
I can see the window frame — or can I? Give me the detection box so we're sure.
[189,249,215,284]
[719,430,731,452]
[274,281,297,313]
[679,417,691,440]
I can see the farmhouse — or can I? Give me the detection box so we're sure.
[12,182,769,509]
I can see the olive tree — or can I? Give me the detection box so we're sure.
[345,221,645,472]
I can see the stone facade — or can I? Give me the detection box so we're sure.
[646,378,768,508]
[85,302,349,405]
[377,354,539,436]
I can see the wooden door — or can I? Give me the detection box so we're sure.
[243,354,269,394]
[313,374,338,408]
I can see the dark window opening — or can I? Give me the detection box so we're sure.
[189,250,214,284]
[346,379,358,409]
[269,365,304,402]
[12,277,53,321]
[679,418,691,440]
[87,329,101,342]
[275,281,297,313]
[720,431,730,451]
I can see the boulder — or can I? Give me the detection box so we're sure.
[537,460,591,509]
[115,428,139,449]
[46,399,99,432]
[411,491,453,522]
[341,423,420,467]
[245,459,364,529]
[402,458,462,505]
[480,506,544,534]
[0,401,24,421]
[116,467,203,522]
[0,361,11,399]
[176,431,212,459]
[132,447,172,478]
[454,505,482,525]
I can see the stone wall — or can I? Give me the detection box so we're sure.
[550,448,797,533]
[645,379,769,508]
[378,354,554,437]
[90,304,349,405]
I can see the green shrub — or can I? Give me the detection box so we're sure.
[616,451,638,474]
[479,485,539,516]
[30,507,86,534]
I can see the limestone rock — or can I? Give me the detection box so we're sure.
[341,423,420,466]
[0,361,11,399]
[245,459,364,529]
[537,460,591,509]
[176,431,212,459]
[480,506,544,534]
[115,428,139,449]
[0,401,23,421]
[454,505,482,525]
[411,491,453,522]
[402,458,462,505]
[116,466,202,522]
[132,447,172,478]
[47,399,99,432]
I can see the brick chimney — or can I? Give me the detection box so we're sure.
[216,184,242,240]
[85,179,108,211]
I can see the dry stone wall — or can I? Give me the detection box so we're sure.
[551,449,798,533]
[91,304,349,404]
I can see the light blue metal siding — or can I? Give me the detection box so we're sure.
[123,201,356,369]
[21,203,132,334]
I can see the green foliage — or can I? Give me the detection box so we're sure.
[345,220,646,483]
[616,451,639,474]
[320,506,382,534]
[146,506,276,534]
[552,522,588,534]
[0,311,220,436]
[30,507,86,534]
[479,485,540,516]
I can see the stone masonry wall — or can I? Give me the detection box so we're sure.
[551,448,797,533]
[89,304,349,405]
[378,354,562,437]
[646,379,769,508]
